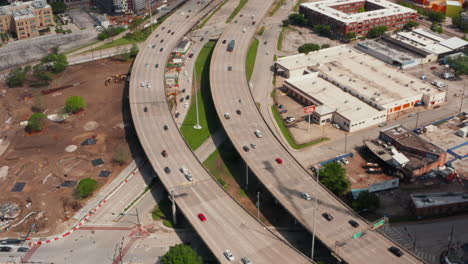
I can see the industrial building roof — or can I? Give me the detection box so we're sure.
[394,31,451,54]
[446,0,462,6]
[381,125,445,155]
[358,38,424,63]
[439,37,468,50]
[300,0,416,24]
[411,192,468,208]
[285,73,381,121]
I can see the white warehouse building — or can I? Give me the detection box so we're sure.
[276,46,446,132]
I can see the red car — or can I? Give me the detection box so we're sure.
[430,66,437,70]
[275,158,283,164]
[162,150,168,158]
[198,213,206,221]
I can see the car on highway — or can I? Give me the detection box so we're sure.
[240,14,243,17]
[167,30,171,33]
[180,166,188,175]
[145,63,149,68]
[160,48,164,52]
[185,173,193,181]
[155,64,159,68]
[224,250,235,261]
[198,213,206,222]
[275,158,283,164]
[0,239,22,245]
[248,81,253,88]
[341,158,349,165]
[17,247,29,252]
[227,66,232,71]
[175,112,180,118]
[147,43,152,48]
[322,212,333,221]
[180,98,184,102]
[147,83,152,88]
[188,78,192,83]
[250,143,256,149]
[163,125,168,130]
[161,39,164,43]
[140,82,145,87]
[252,21,256,25]
[348,220,359,228]
[236,109,241,115]
[408,113,416,117]
[241,257,252,264]
[182,88,186,93]
[184,103,189,108]
[301,192,311,200]
[152,44,156,48]
[0,246,12,252]
[185,95,190,100]
[264,41,267,45]
[155,34,159,37]
[378,123,387,127]
[222,39,227,44]
[242,28,246,33]
[254,130,262,138]
[172,31,175,35]
[420,75,427,80]
[162,26,165,30]
[388,246,404,257]
[243,146,250,152]
[164,167,171,174]
[162,150,168,157]
[144,107,148,112]
[224,113,231,119]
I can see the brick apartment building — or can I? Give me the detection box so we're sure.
[299,0,418,37]
[0,0,54,41]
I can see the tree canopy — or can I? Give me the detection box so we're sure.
[5,66,30,87]
[161,244,204,264]
[41,49,68,73]
[367,26,388,38]
[75,178,99,199]
[447,55,468,75]
[403,20,419,30]
[452,14,468,33]
[345,31,356,40]
[313,25,332,37]
[427,11,445,23]
[319,162,350,196]
[352,191,380,212]
[298,43,320,53]
[27,113,47,132]
[51,0,67,13]
[288,13,307,26]
[65,96,87,113]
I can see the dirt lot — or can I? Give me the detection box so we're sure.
[281,26,341,54]
[0,58,133,237]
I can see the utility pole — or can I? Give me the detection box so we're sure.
[193,65,202,129]
[459,81,465,113]
[148,0,153,32]
[171,189,177,225]
[415,108,420,129]
[344,132,348,153]
[311,169,320,261]
[135,208,140,227]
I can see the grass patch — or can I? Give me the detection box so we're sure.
[269,0,286,16]
[277,27,286,51]
[257,26,265,36]
[65,40,100,54]
[163,219,174,228]
[239,189,248,197]
[152,205,165,220]
[246,38,259,80]
[203,141,244,189]
[256,102,261,109]
[226,0,248,23]
[433,120,449,126]
[198,0,228,29]
[271,105,329,149]
[181,41,220,150]
[88,37,135,52]
[293,0,306,12]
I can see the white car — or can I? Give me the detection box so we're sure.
[224,113,231,119]
[188,78,192,83]
[180,166,188,175]
[248,82,253,88]
[184,103,189,108]
[341,158,349,165]
[242,28,246,33]
[184,70,188,76]
[185,173,193,181]
[146,83,151,88]
[301,192,311,200]
[140,81,145,87]
[145,63,149,68]
[224,250,235,261]
[254,130,262,138]
[147,43,152,48]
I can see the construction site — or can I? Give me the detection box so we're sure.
[0,58,133,237]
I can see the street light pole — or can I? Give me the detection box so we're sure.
[171,189,177,225]
[193,66,202,129]
[311,169,319,260]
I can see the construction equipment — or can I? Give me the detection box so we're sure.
[105,74,127,86]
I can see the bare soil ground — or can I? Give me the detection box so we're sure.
[0,58,133,237]
[281,26,341,54]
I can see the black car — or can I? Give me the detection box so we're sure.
[243,146,250,152]
[152,44,156,48]
[236,109,241,115]
[200,37,204,41]
[182,88,186,93]
[162,26,165,30]
[185,95,190,100]
[163,125,168,130]
[167,30,171,33]
[264,41,267,45]
[222,39,227,44]
[227,66,232,71]
[164,167,171,174]
[0,239,22,245]
[348,220,359,228]
[17,247,29,252]
[171,31,175,35]
[388,246,404,257]
[175,112,180,118]
[144,107,148,112]
[322,212,333,221]
[0,246,12,252]
[155,64,159,68]
[160,48,164,52]
[155,34,159,38]
[161,39,164,43]
[180,98,184,102]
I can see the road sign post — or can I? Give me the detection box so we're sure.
[304,106,316,133]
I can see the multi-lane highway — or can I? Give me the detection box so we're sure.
[128,0,310,263]
[209,1,425,264]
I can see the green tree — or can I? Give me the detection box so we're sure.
[65,96,87,113]
[319,162,350,196]
[5,66,30,87]
[298,43,320,53]
[51,0,67,13]
[288,13,307,26]
[345,31,356,40]
[41,51,68,73]
[161,244,204,264]
[321,44,330,49]
[403,20,419,30]
[129,44,139,57]
[33,64,52,85]
[352,191,380,212]
[397,1,415,8]
[447,55,468,75]
[313,24,332,37]
[27,113,47,132]
[282,19,290,27]
[367,26,388,38]
[452,14,468,33]
[358,6,365,12]
[75,178,99,199]
[427,10,445,23]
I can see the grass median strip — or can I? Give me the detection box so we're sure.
[181,41,220,150]
[226,0,248,23]
[277,26,285,51]
[293,0,306,12]
[257,26,265,36]
[271,105,329,149]
[198,0,228,29]
[246,38,259,80]
[203,141,241,189]
[269,0,286,16]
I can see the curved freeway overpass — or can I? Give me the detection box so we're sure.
[128,0,311,263]
[209,1,425,264]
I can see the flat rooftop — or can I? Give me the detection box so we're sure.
[394,29,452,54]
[11,7,34,20]
[301,0,416,24]
[285,73,381,121]
[411,192,468,208]
[382,125,445,155]
[359,38,424,62]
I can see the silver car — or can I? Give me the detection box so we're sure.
[301,192,311,200]
[241,257,252,264]
[224,250,234,261]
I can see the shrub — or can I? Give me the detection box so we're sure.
[27,113,47,132]
[298,43,320,53]
[352,191,380,212]
[161,244,203,264]
[367,26,388,38]
[6,66,30,87]
[403,20,419,30]
[65,96,87,113]
[345,31,356,40]
[75,178,99,199]
[319,162,350,196]
[288,13,307,26]
[313,25,332,37]
[97,27,126,40]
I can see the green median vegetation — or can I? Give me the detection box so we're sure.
[269,0,286,17]
[257,26,265,36]
[203,141,242,189]
[198,0,228,29]
[271,105,329,149]
[277,26,286,51]
[226,0,248,23]
[293,0,306,12]
[181,41,220,150]
[246,38,259,80]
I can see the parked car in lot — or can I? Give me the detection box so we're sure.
[254,130,262,138]
[250,144,256,149]
[322,212,333,221]
[430,66,437,70]
[185,173,193,181]
[301,192,311,200]
[341,158,349,165]
[222,39,227,44]
[280,109,287,114]
[17,247,29,252]
[408,113,416,117]
[224,250,235,261]
[348,219,359,228]
[198,213,206,222]
[378,123,387,127]
[0,246,12,252]
[388,246,404,257]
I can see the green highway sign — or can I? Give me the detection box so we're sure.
[352,232,363,239]
[372,220,385,229]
